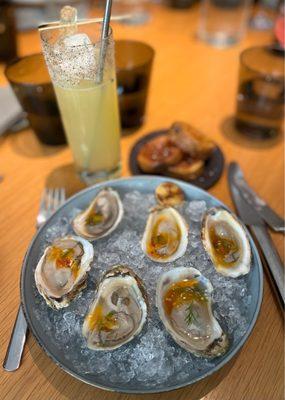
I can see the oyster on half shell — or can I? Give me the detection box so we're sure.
[82,266,148,350]
[156,267,228,358]
[155,181,185,207]
[35,236,94,309]
[141,206,188,263]
[201,207,251,278]
[72,188,123,241]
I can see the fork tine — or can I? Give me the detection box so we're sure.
[53,188,60,211]
[59,188,66,205]
[37,187,66,229]
[46,188,53,215]
[51,188,58,213]
[38,188,47,214]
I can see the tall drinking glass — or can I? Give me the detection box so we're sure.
[197,0,252,47]
[5,54,66,146]
[235,46,284,139]
[39,19,121,185]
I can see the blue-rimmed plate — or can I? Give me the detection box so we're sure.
[20,176,263,394]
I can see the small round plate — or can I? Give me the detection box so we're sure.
[21,176,263,394]
[129,130,225,190]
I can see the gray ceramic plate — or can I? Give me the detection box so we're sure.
[20,176,263,394]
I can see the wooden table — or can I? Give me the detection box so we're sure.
[1,4,284,400]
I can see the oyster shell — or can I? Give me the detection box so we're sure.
[155,182,185,207]
[141,206,188,263]
[72,188,123,241]
[82,266,148,350]
[35,236,94,309]
[202,207,251,278]
[156,267,228,358]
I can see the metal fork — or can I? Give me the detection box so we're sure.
[3,187,66,372]
[36,188,66,229]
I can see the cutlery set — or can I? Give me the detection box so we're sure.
[228,162,284,308]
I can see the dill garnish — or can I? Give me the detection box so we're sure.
[184,285,207,326]
[185,304,198,325]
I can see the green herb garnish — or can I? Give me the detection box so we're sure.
[184,285,207,326]
[105,311,116,319]
[184,303,198,326]
[86,212,104,226]
[153,233,168,246]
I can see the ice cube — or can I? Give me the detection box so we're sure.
[61,33,92,48]
[54,33,96,85]
[187,200,207,222]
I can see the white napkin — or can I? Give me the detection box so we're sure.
[0,85,24,136]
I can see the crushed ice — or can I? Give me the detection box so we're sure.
[33,191,252,387]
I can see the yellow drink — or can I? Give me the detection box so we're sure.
[40,16,121,184]
[54,77,121,178]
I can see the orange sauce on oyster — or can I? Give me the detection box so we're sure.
[48,246,80,279]
[87,304,118,332]
[163,279,207,316]
[209,221,241,268]
[147,215,181,260]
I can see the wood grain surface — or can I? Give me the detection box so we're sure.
[0,4,284,400]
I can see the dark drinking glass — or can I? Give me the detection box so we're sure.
[235,46,284,139]
[5,53,66,145]
[115,40,154,130]
[0,1,17,62]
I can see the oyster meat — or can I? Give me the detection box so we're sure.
[156,267,228,358]
[73,188,123,241]
[155,181,185,207]
[141,206,188,263]
[35,236,94,309]
[202,207,251,278]
[82,266,148,350]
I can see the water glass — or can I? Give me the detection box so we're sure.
[197,0,252,47]
[5,54,66,145]
[40,19,121,185]
[115,40,154,130]
[235,46,284,139]
[113,0,150,25]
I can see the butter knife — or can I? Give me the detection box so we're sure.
[228,162,284,308]
[3,307,27,371]
[230,162,285,233]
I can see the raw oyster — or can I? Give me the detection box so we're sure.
[82,266,148,350]
[155,181,185,207]
[202,207,251,278]
[141,206,188,263]
[72,188,123,241]
[156,267,228,358]
[35,236,94,309]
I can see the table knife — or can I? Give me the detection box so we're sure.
[230,161,285,233]
[228,162,284,308]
